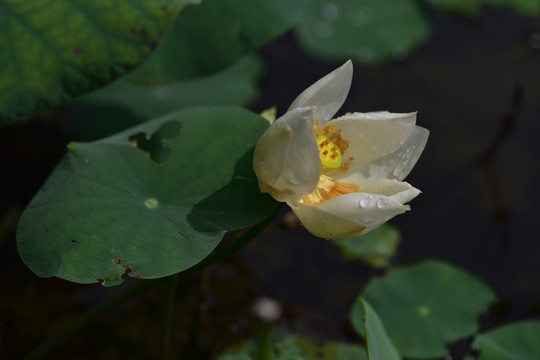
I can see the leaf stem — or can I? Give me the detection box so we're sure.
[160,273,178,360]
[256,321,272,360]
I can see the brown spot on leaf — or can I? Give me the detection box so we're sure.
[72,48,83,56]
[176,230,189,240]
[140,28,148,38]
[121,267,134,281]
[160,4,169,11]
[112,257,139,282]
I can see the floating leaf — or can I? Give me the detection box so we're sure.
[350,259,497,358]
[295,0,431,65]
[361,298,401,360]
[333,223,400,268]
[470,321,540,360]
[0,0,196,121]
[16,106,278,286]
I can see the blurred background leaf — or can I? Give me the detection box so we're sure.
[130,0,309,82]
[332,223,400,268]
[465,321,540,360]
[16,106,277,286]
[64,55,264,141]
[218,333,367,360]
[423,0,540,16]
[59,0,310,140]
[294,0,431,65]
[350,259,497,358]
[0,0,196,122]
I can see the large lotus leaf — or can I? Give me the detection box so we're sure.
[361,298,401,360]
[16,106,278,286]
[130,0,309,83]
[350,259,497,358]
[295,0,431,66]
[468,321,540,360]
[0,0,196,122]
[217,334,367,360]
[66,55,264,141]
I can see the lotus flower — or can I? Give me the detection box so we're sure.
[253,61,428,239]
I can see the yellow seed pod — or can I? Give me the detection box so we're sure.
[316,135,341,169]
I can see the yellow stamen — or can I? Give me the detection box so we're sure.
[315,125,349,154]
[301,175,362,205]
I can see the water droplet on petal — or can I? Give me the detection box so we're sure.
[393,164,405,178]
[377,198,388,209]
[360,198,369,208]
[368,194,374,200]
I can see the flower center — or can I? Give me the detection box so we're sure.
[301,175,362,205]
[317,135,341,169]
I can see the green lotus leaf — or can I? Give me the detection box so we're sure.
[350,259,497,358]
[16,106,278,286]
[295,0,431,65]
[0,0,196,121]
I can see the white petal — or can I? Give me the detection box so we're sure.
[289,192,409,239]
[363,179,421,204]
[332,126,429,187]
[325,111,417,163]
[253,107,320,202]
[288,60,353,123]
